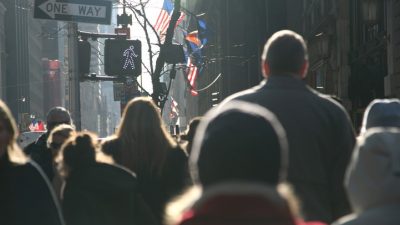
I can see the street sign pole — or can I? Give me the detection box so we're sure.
[67,22,81,130]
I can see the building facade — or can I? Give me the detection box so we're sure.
[384,0,400,98]
[184,0,272,116]
[1,0,48,130]
[185,0,400,131]
[0,2,6,99]
[285,0,400,129]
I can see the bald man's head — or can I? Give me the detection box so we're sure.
[46,107,72,132]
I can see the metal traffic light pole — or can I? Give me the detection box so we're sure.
[67,22,81,130]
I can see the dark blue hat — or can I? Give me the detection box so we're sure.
[190,101,288,187]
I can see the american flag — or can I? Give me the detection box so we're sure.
[28,120,45,132]
[170,97,179,119]
[186,57,199,96]
[154,0,185,43]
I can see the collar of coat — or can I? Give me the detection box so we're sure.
[263,74,309,91]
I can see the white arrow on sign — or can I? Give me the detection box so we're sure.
[38,0,107,19]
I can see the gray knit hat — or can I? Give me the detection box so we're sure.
[361,99,400,135]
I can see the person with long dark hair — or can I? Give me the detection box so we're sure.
[0,100,64,225]
[102,97,189,224]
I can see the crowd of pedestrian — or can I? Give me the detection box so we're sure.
[1,30,399,225]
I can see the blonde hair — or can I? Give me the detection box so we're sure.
[0,100,27,164]
[116,97,176,175]
[47,124,75,149]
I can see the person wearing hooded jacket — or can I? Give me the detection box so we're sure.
[165,101,326,225]
[334,99,400,225]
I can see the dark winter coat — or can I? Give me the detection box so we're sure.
[102,139,190,224]
[24,133,54,180]
[221,75,355,223]
[62,162,157,225]
[0,153,64,225]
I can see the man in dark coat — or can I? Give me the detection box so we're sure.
[25,107,72,180]
[221,30,355,223]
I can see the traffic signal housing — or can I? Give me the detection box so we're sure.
[77,39,91,75]
[104,39,142,77]
[162,44,185,64]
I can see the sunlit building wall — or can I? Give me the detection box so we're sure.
[28,13,45,121]
[78,23,102,133]
[98,4,121,137]
[1,0,46,130]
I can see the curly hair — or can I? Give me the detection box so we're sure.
[56,131,98,178]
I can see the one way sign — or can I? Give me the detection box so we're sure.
[34,0,112,24]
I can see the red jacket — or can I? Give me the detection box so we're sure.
[173,183,326,225]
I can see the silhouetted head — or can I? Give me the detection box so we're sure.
[47,124,75,158]
[262,30,308,79]
[0,101,18,151]
[190,101,289,188]
[181,117,202,155]
[0,100,27,164]
[46,107,72,132]
[57,132,98,177]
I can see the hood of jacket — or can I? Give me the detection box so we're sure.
[346,128,400,213]
[360,99,400,135]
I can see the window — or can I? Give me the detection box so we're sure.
[316,67,325,90]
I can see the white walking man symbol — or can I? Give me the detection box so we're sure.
[123,45,139,70]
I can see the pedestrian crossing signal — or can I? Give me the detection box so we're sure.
[104,39,142,77]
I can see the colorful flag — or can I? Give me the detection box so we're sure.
[197,19,208,46]
[184,29,204,96]
[29,120,45,132]
[169,97,179,119]
[154,0,185,43]
[186,57,199,96]
[181,18,210,96]
[185,31,201,47]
